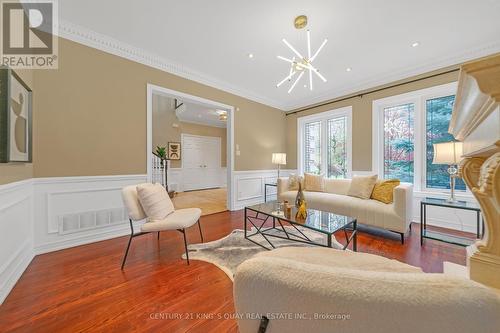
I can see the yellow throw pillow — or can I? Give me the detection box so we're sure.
[371,179,400,204]
[304,173,324,192]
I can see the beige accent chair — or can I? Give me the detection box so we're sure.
[278,177,413,243]
[234,247,500,333]
[121,184,203,269]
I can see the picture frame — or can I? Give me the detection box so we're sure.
[167,142,181,160]
[0,67,33,163]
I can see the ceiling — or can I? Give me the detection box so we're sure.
[176,100,227,128]
[156,94,228,128]
[59,0,500,111]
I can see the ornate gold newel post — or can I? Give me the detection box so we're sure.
[460,153,500,288]
[449,54,500,290]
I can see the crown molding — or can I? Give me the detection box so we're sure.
[55,20,500,113]
[284,40,500,111]
[55,20,286,110]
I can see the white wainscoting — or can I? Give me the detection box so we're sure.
[231,169,296,210]
[32,175,147,254]
[167,167,227,193]
[0,179,34,304]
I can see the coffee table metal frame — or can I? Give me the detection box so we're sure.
[244,205,357,252]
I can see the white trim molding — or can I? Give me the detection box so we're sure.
[297,106,353,177]
[147,84,236,210]
[56,20,500,112]
[57,20,283,110]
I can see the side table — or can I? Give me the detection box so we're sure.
[420,197,483,246]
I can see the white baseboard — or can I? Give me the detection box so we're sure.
[34,223,132,255]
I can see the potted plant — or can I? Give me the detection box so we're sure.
[153,146,175,198]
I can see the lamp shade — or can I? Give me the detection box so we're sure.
[272,153,287,165]
[432,142,463,165]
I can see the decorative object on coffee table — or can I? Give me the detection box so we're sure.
[295,182,305,208]
[296,201,307,219]
[245,201,357,251]
[432,141,463,203]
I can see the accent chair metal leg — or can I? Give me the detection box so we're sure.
[157,231,160,240]
[197,219,204,243]
[121,235,133,270]
[182,228,190,265]
[400,232,405,245]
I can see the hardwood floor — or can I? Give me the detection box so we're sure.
[172,188,227,216]
[0,210,466,333]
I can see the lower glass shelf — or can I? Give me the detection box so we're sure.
[423,229,475,247]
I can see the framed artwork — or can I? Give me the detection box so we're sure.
[0,68,33,162]
[167,142,181,160]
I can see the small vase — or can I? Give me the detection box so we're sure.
[295,182,305,209]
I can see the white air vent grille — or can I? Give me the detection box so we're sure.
[58,207,127,235]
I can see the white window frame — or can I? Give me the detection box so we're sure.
[298,106,352,177]
[372,81,470,195]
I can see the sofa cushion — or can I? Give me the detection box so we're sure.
[323,178,351,195]
[371,179,400,204]
[304,173,324,192]
[136,183,174,222]
[288,174,303,191]
[347,174,378,199]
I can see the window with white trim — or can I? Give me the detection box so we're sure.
[372,82,466,192]
[298,106,352,178]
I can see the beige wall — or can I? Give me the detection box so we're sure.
[31,37,286,178]
[285,68,459,171]
[152,94,227,168]
[0,69,34,185]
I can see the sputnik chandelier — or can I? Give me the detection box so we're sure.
[277,15,328,93]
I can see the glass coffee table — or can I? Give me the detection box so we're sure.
[244,201,357,251]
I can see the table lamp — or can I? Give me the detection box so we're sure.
[272,153,287,179]
[432,141,463,203]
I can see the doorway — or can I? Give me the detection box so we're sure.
[146,84,235,213]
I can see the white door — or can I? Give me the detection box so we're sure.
[182,134,221,191]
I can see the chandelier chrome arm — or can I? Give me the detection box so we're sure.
[276,70,297,87]
[310,39,328,62]
[282,39,304,59]
[288,71,305,94]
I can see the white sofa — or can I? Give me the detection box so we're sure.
[277,177,413,243]
[234,247,500,333]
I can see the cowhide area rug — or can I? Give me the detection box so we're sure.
[181,227,343,280]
